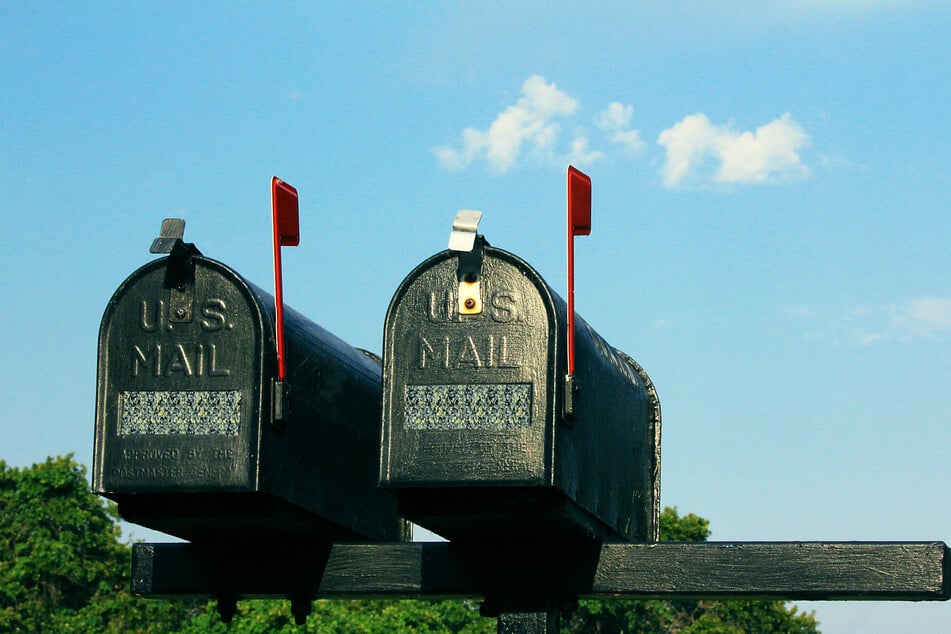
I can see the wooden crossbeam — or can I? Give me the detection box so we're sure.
[133,541,950,602]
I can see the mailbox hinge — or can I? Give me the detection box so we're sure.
[168,284,194,324]
[151,218,202,323]
[448,210,486,316]
[456,236,486,315]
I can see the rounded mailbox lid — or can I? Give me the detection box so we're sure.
[381,245,562,487]
[94,256,269,495]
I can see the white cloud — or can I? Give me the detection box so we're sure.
[435,78,809,185]
[657,113,809,188]
[520,74,578,117]
[656,114,723,187]
[434,75,581,173]
[566,135,604,166]
[904,297,951,334]
[790,297,951,346]
[595,102,644,153]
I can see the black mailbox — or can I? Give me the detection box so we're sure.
[380,239,661,543]
[94,240,405,543]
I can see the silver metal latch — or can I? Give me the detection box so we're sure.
[448,209,482,252]
[449,210,484,315]
[151,218,201,322]
[150,218,187,254]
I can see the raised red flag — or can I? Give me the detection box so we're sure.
[272,178,300,246]
[567,166,591,378]
[568,166,591,236]
[271,177,299,381]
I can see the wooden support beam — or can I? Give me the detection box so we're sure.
[132,541,950,603]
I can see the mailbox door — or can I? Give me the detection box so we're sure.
[94,257,266,495]
[381,249,559,487]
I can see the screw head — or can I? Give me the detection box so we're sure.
[175,308,186,318]
[464,298,476,310]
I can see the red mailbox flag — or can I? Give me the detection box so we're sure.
[272,177,299,381]
[568,166,592,237]
[567,166,591,377]
[273,178,300,246]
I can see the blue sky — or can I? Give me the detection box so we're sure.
[2,2,949,631]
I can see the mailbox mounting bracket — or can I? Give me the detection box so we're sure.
[272,379,288,429]
[564,374,579,421]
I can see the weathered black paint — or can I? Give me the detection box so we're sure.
[94,252,405,543]
[380,245,661,543]
[130,540,951,602]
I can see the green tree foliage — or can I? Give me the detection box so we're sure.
[0,456,199,632]
[175,599,494,633]
[0,457,818,632]
[563,507,819,633]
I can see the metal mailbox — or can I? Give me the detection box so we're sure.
[380,239,661,543]
[94,241,405,543]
